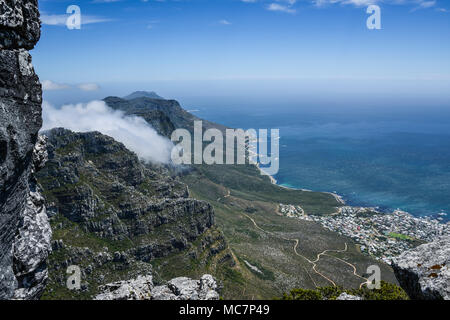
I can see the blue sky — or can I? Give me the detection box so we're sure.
[34,0,450,110]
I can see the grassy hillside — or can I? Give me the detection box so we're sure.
[38,129,234,299]
[181,164,399,299]
[105,95,402,299]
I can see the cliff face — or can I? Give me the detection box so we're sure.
[95,274,220,300]
[103,96,227,138]
[392,236,449,300]
[0,0,51,299]
[37,128,232,299]
[0,0,40,50]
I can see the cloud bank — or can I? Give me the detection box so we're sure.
[42,80,70,91]
[313,0,438,9]
[77,83,101,91]
[267,0,297,13]
[42,100,174,164]
[42,80,101,92]
[41,14,111,26]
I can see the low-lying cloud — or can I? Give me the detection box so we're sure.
[77,83,100,91]
[41,14,111,26]
[42,80,101,92]
[42,100,174,164]
[42,80,70,91]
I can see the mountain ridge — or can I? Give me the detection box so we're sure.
[123,91,164,100]
[100,92,402,299]
[37,127,234,299]
[103,96,227,137]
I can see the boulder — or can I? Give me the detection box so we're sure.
[95,274,220,300]
[336,293,363,300]
[391,236,449,300]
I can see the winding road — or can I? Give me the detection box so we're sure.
[242,211,369,288]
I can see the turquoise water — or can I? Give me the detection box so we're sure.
[195,106,450,222]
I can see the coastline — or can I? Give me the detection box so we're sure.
[258,165,346,205]
[258,165,450,224]
[257,165,278,185]
[265,164,449,261]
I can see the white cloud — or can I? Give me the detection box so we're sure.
[267,3,297,13]
[92,0,122,3]
[219,19,232,25]
[313,0,438,8]
[42,100,174,164]
[41,81,101,92]
[418,0,436,8]
[41,14,111,26]
[77,83,101,91]
[313,0,379,6]
[42,80,70,91]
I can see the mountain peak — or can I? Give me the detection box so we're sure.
[123,91,164,100]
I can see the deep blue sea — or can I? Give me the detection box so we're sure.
[194,106,450,222]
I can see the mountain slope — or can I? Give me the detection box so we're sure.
[124,91,164,100]
[103,96,227,136]
[106,94,400,299]
[37,128,234,299]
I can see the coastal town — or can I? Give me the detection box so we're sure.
[279,203,450,263]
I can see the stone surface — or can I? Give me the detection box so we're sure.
[103,96,227,138]
[13,138,51,299]
[336,293,363,300]
[0,0,41,50]
[95,275,154,300]
[95,274,220,300]
[391,236,450,300]
[0,0,47,300]
[38,128,233,299]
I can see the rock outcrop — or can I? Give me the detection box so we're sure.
[0,0,40,50]
[95,274,219,300]
[0,0,50,300]
[103,96,227,138]
[37,128,233,299]
[336,293,363,300]
[392,236,449,300]
[13,136,51,299]
[94,275,154,300]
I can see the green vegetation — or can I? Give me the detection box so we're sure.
[38,129,236,300]
[188,163,340,215]
[281,281,410,300]
[388,232,414,241]
[39,101,407,301]
[181,163,400,299]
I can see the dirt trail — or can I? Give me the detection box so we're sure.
[242,212,368,288]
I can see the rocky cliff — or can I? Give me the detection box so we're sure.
[0,0,51,299]
[392,236,449,300]
[103,96,227,138]
[95,274,220,300]
[37,128,233,299]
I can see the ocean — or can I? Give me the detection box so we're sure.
[194,105,450,222]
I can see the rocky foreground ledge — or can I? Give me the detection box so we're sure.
[95,274,220,300]
[391,236,449,300]
[1,0,52,299]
